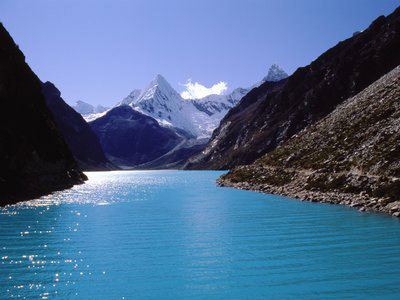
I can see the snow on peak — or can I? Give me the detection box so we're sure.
[263,64,288,82]
[140,74,182,101]
[121,89,141,105]
[113,75,252,138]
[73,100,110,115]
[121,75,199,136]
[95,105,109,113]
[73,100,94,115]
[76,67,288,138]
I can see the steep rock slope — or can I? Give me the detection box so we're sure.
[220,66,400,217]
[90,105,183,167]
[42,82,115,171]
[187,7,400,169]
[0,24,86,204]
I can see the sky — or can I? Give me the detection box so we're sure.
[0,0,399,106]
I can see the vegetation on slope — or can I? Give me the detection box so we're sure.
[221,66,400,217]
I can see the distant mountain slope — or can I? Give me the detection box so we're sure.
[73,100,109,115]
[0,23,86,204]
[90,105,183,167]
[42,82,115,171]
[186,7,400,170]
[220,65,400,217]
[262,64,288,83]
[135,138,208,170]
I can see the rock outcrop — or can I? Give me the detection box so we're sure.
[42,81,115,171]
[220,66,400,217]
[187,7,400,170]
[0,23,87,205]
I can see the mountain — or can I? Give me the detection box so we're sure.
[135,138,208,169]
[262,64,288,82]
[42,82,115,171]
[89,105,184,167]
[118,68,284,139]
[0,23,86,205]
[84,66,286,169]
[185,7,400,170]
[72,101,110,122]
[121,74,199,137]
[73,100,109,115]
[219,65,400,217]
[76,65,286,140]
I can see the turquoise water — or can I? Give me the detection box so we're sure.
[1,171,400,299]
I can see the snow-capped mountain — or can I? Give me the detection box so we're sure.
[79,64,288,139]
[73,101,109,115]
[119,89,141,106]
[118,75,253,138]
[121,74,199,137]
[186,87,250,137]
[72,101,110,122]
[262,64,288,82]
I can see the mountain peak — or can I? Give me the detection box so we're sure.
[263,64,288,82]
[73,100,109,115]
[149,74,175,91]
[73,100,94,114]
[154,74,167,82]
[121,89,141,105]
[146,74,169,89]
[141,74,180,100]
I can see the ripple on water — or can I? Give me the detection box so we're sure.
[1,171,400,299]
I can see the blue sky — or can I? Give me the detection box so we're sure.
[0,0,398,106]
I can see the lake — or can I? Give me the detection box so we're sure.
[1,171,400,299]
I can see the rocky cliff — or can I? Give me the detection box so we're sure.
[220,66,400,217]
[42,81,115,171]
[187,6,400,170]
[0,24,86,205]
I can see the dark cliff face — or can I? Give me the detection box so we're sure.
[220,66,400,217]
[90,105,183,167]
[42,81,115,171]
[186,6,400,170]
[0,24,86,205]
[256,66,400,178]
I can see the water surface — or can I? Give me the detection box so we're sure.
[1,171,400,299]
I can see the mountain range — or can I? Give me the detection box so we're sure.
[1,5,400,217]
[75,66,287,168]
[73,101,109,116]
[84,66,287,139]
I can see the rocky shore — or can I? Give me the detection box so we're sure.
[218,166,400,217]
[218,65,400,218]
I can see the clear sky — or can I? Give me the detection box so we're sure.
[0,0,399,106]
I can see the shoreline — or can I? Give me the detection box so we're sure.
[218,169,400,218]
